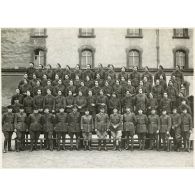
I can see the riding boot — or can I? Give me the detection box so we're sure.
[34,140,37,151]
[103,139,107,151]
[186,140,190,152]
[139,140,142,150]
[142,139,145,151]
[62,140,66,150]
[148,140,153,150]
[8,139,12,151]
[113,140,117,151]
[125,137,129,150]
[167,139,170,152]
[57,139,61,151]
[76,138,80,150]
[49,139,53,151]
[70,139,73,150]
[16,140,21,152]
[118,141,122,151]
[98,139,101,151]
[131,137,134,151]
[88,140,92,151]
[30,140,33,152]
[3,140,7,153]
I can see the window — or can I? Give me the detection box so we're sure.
[78,28,95,38]
[175,50,187,69]
[31,28,47,37]
[81,50,93,68]
[173,29,189,38]
[128,50,140,67]
[126,29,142,38]
[34,49,45,67]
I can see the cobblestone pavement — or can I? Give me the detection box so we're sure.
[2,150,194,168]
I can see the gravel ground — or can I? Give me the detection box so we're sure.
[2,149,194,168]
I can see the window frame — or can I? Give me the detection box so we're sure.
[173,48,189,69]
[32,48,47,67]
[126,48,142,68]
[125,28,143,38]
[172,28,189,39]
[31,28,48,38]
[78,28,96,38]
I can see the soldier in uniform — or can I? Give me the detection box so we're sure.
[105,64,116,80]
[74,75,81,93]
[63,74,70,89]
[14,105,27,152]
[134,88,148,114]
[46,64,54,80]
[66,80,77,97]
[152,79,164,105]
[92,80,101,97]
[26,62,35,80]
[18,73,28,89]
[72,64,82,80]
[84,75,94,89]
[136,108,148,150]
[19,79,32,96]
[154,65,166,83]
[12,99,23,113]
[35,64,44,80]
[55,107,68,151]
[33,80,43,97]
[147,92,158,116]
[180,108,192,152]
[118,66,128,81]
[43,88,55,113]
[83,64,94,80]
[53,79,66,96]
[122,90,134,114]
[54,90,66,113]
[160,92,172,114]
[125,79,136,97]
[28,107,42,151]
[29,73,38,88]
[74,91,87,115]
[86,90,96,119]
[171,65,184,88]
[120,76,128,97]
[103,80,113,98]
[123,107,137,151]
[112,80,123,99]
[170,108,182,151]
[129,66,140,88]
[68,106,81,150]
[55,63,63,79]
[41,74,48,88]
[33,89,44,114]
[109,108,123,151]
[81,109,94,150]
[2,105,15,153]
[94,73,104,88]
[95,107,110,151]
[167,80,178,109]
[11,88,23,105]
[78,81,89,97]
[159,109,171,151]
[108,92,121,115]
[65,90,75,113]
[178,99,191,115]
[23,90,34,116]
[95,63,105,80]
[159,75,167,91]
[148,109,160,150]
[52,74,60,87]
[141,66,153,84]
[43,80,53,96]
[96,89,108,113]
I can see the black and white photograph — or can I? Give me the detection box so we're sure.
[1,27,194,168]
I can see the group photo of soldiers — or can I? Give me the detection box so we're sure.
[2,62,194,153]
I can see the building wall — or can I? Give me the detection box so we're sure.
[1,28,32,68]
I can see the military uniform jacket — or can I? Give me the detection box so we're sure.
[84,80,94,89]
[33,85,43,96]
[95,113,109,132]
[180,113,192,132]
[159,114,171,133]
[33,95,44,109]
[26,67,35,80]
[2,112,15,132]
[103,85,113,97]
[160,97,172,113]
[28,113,42,131]
[118,71,128,80]
[78,86,89,97]
[96,95,108,108]
[112,84,123,98]
[147,97,158,111]
[35,69,43,80]
[178,104,191,115]
[95,68,105,80]
[43,94,55,111]
[108,97,121,111]
[86,95,96,112]
[154,70,166,82]
[141,71,153,84]
[41,79,48,88]
[136,114,148,133]
[14,112,27,132]
[159,79,167,91]
[20,83,32,95]
[74,96,87,113]
[52,79,59,87]
[53,84,65,96]
[171,113,181,137]
[122,95,134,111]
[23,96,34,114]
[11,93,23,105]
[148,114,160,134]
[43,85,54,96]
[54,95,66,111]
[134,93,148,111]
[129,71,140,87]
[81,115,94,132]
[152,85,164,100]
[95,78,104,88]
[123,113,136,132]
[63,79,70,88]
[83,69,94,80]
[92,86,101,96]
[125,85,136,96]
[65,95,75,113]
[66,85,77,96]
[30,78,38,88]
[46,69,54,80]
[55,112,68,132]
[110,113,123,132]
[12,102,23,113]
[42,113,55,132]
[171,70,184,84]
[67,112,81,132]
[74,80,81,91]
[167,86,177,101]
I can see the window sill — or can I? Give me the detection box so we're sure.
[31,35,48,38]
[172,36,189,39]
[78,35,96,38]
[125,35,143,38]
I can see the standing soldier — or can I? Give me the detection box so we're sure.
[94,73,104,88]
[74,91,87,115]
[92,80,101,97]
[171,65,184,88]
[33,80,43,97]
[2,105,15,153]
[170,108,182,152]
[86,90,96,119]
[43,88,55,113]
[95,107,110,151]
[46,64,54,80]
[154,65,166,83]
[122,90,134,114]
[28,107,42,152]
[23,90,34,116]
[123,107,137,151]
[72,64,82,80]
[120,76,128,97]
[105,64,116,80]
[84,75,94,89]
[55,107,68,151]
[180,108,192,152]
[108,92,121,115]
[35,64,44,80]
[143,76,152,96]
[136,108,148,150]
[178,99,191,115]
[147,92,158,116]
[81,110,94,150]
[95,63,105,80]
[42,107,55,151]
[53,79,65,97]
[159,75,167,91]
[159,110,172,151]
[160,92,172,114]
[43,80,53,96]
[74,75,81,93]
[54,90,66,113]
[152,79,164,105]
[63,74,70,89]
[118,66,128,81]
[167,80,178,109]
[134,88,148,114]
[83,64,94,80]
[110,108,123,151]
[30,73,38,88]
[41,74,48,88]
[12,99,23,114]
[55,63,63,79]
[112,80,123,99]
[65,91,75,113]
[125,80,136,97]
[19,79,32,96]
[33,89,44,114]
[68,106,81,150]
[52,74,60,87]
[18,73,29,89]
[148,109,160,150]
[129,66,140,88]
[14,105,27,152]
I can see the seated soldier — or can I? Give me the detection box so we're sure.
[109,108,123,151]
[54,90,66,113]
[74,91,87,115]
[96,89,108,113]
[65,90,75,113]
[33,89,44,114]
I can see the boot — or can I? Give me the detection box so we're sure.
[62,140,66,150]
[131,137,134,151]
[76,139,80,150]
[88,140,92,151]
[142,140,145,151]
[125,137,129,150]
[57,140,61,151]
[70,139,73,151]
[186,141,190,152]
[84,140,87,151]
[118,141,122,151]
[49,140,53,151]
[8,140,12,151]
[3,140,7,153]
[148,140,153,150]
[103,140,107,151]
[16,140,21,152]
[98,140,101,151]
[30,141,33,152]
[34,141,38,151]
[167,140,170,152]
[139,140,142,150]
[113,140,117,151]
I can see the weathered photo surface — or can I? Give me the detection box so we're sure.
[1,28,194,168]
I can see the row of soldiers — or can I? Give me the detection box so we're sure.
[2,104,192,153]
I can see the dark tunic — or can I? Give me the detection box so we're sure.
[55,112,68,132]
[148,114,160,134]
[95,113,109,132]
[28,113,42,131]
[43,94,55,112]
[159,114,171,133]
[33,95,44,110]
[123,112,136,132]
[65,95,75,113]
[81,115,94,132]
[23,96,34,114]
[68,111,81,132]
[54,95,66,112]
[110,113,123,131]
[136,114,148,133]
[2,112,15,132]
[14,112,27,132]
